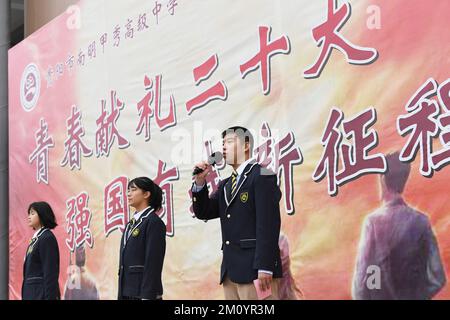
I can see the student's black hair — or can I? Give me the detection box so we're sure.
[128,177,163,211]
[221,126,254,151]
[28,202,58,229]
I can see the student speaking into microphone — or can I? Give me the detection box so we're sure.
[191,126,283,300]
[118,177,166,300]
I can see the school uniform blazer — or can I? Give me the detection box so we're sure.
[118,208,166,300]
[192,162,283,284]
[22,229,60,300]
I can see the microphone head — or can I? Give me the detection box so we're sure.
[208,152,223,166]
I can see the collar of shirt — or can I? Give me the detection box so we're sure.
[234,158,255,180]
[32,227,44,239]
[133,206,151,221]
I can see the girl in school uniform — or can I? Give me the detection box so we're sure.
[118,177,166,300]
[22,201,60,300]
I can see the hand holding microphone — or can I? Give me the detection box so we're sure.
[192,152,223,185]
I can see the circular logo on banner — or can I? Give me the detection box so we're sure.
[20,63,41,112]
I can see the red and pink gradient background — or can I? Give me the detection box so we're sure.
[8,0,450,299]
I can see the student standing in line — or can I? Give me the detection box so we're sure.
[22,201,60,300]
[118,177,166,300]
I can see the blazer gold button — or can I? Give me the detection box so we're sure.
[226,241,230,245]
[227,214,231,218]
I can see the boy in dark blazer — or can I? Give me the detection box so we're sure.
[192,126,282,300]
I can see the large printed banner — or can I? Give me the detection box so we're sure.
[8,0,450,299]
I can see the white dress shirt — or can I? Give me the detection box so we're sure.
[132,206,151,221]
[32,227,44,239]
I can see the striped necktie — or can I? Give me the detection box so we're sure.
[27,237,38,255]
[127,218,136,238]
[230,170,238,196]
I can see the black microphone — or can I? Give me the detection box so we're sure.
[192,152,223,176]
